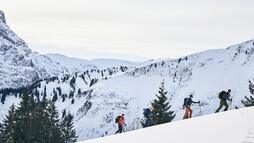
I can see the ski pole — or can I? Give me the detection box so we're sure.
[230,96,233,110]
[199,103,202,115]
[230,100,232,110]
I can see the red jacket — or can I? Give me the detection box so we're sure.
[118,117,125,125]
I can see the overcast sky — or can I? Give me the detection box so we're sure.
[1,0,254,62]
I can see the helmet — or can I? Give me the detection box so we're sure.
[150,107,153,111]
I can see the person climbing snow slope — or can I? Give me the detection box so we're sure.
[183,95,200,119]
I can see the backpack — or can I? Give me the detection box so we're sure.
[183,98,188,107]
[115,116,121,124]
[143,108,149,117]
[218,91,226,99]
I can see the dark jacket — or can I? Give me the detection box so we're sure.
[186,98,199,108]
[222,92,231,101]
[144,109,155,118]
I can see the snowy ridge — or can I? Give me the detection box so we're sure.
[90,58,146,70]
[80,106,254,143]
[46,54,144,71]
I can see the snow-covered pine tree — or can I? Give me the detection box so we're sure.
[56,87,62,96]
[241,81,254,107]
[44,85,47,97]
[69,91,74,98]
[78,88,82,95]
[241,96,254,107]
[61,113,78,143]
[71,98,75,104]
[70,77,76,90]
[1,94,6,104]
[52,93,58,102]
[249,80,254,95]
[140,118,146,127]
[151,80,176,125]
[62,109,66,119]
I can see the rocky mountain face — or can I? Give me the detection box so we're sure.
[0,10,39,89]
[0,10,141,89]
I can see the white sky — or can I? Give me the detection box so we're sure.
[1,0,254,62]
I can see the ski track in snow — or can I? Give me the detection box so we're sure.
[242,110,254,143]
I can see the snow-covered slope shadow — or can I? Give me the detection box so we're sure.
[80,106,254,143]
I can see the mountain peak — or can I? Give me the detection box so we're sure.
[0,10,6,24]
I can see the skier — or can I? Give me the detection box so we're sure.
[215,89,232,113]
[115,114,126,134]
[143,107,158,127]
[183,95,200,120]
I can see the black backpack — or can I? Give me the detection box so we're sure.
[115,116,121,123]
[183,98,188,108]
[143,108,150,117]
[218,91,226,99]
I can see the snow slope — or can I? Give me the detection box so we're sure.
[80,106,254,143]
[2,38,254,141]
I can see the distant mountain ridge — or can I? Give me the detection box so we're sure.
[0,10,143,89]
[46,53,146,70]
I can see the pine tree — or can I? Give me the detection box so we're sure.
[69,91,74,98]
[1,104,16,143]
[140,118,146,127]
[151,80,176,125]
[70,77,76,90]
[241,81,254,107]
[15,87,36,142]
[32,96,50,143]
[52,93,58,102]
[44,85,47,97]
[1,87,76,143]
[241,96,254,107]
[78,88,81,95]
[1,94,6,104]
[249,80,254,95]
[47,102,64,143]
[178,58,181,63]
[62,109,66,119]
[61,113,78,143]
[56,87,62,96]
[62,94,67,102]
